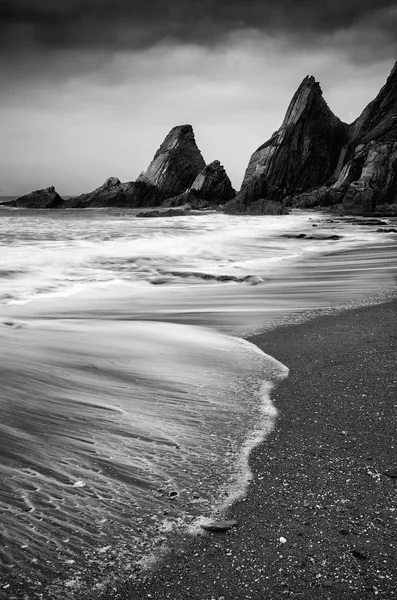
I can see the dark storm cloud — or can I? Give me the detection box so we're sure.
[1,0,396,53]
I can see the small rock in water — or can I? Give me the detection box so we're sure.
[279,537,287,544]
[201,519,238,532]
[72,480,86,488]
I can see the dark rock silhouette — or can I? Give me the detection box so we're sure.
[63,177,159,208]
[137,125,206,201]
[136,208,191,218]
[228,61,397,215]
[226,76,348,214]
[7,186,64,209]
[8,62,397,216]
[163,160,235,208]
[331,63,397,214]
[189,160,235,205]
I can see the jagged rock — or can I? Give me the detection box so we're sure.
[136,208,191,218]
[63,177,159,209]
[234,61,397,216]
[232,76,348,208]
[162,191,195,208]
[137,125,206,200]
[225,170,269,214]
[298,62,397,214]
[188,160,235,205]
[372,203,397,216]
[162,161,235,209]
[289,186,344,209]
[7,186,64,209]
[342,181,378,215]
[248,199,289,215]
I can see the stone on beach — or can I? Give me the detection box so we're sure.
[200,519,238,532]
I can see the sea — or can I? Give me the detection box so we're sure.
[0,205,396,598]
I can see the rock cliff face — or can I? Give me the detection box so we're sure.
[7,186,64,209]
[63,177,158,208]
[137,124,206,201]
[329,63,397,214]
[230,62,397,215]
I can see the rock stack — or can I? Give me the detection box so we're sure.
[7,61,397,216]
[226,61,397,215]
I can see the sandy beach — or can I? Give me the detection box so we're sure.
[100,298,397,600]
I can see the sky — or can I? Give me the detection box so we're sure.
[0,0,396,196]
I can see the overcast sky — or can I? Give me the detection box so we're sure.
[0,0,396,196]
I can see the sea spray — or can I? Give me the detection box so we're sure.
[190,339,288,534]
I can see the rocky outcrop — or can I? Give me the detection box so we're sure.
[137,125,206,201]
[230,61,397,216]
[136,208,190,218]
[63,177,159,208]
[188,160,235,205]
[225,171,269,214]
[328,63,397,214]
[163,160,235,208]
[248,199,289,216]
[226,171,288,215]
[227,76,348,213]
[7,186,64,209]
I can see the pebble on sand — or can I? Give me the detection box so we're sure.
[201,520,238,532]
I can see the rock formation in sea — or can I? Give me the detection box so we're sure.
[227,61,397,215]
[136,208,191,218]
[63,177,159,208]
[163,160,236,208]
[9,63,397,216]
[137,124,206,201]
[6,186,65,209]
[64,124,208,209]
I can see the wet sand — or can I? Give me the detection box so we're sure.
[102,298,397,600]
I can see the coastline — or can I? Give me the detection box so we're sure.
[99,297,397,600]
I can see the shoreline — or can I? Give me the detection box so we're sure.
[97,297,397,600]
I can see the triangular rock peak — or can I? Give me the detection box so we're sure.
[238,75,348,202]
[138,124,206,200]
[227,61,397,215]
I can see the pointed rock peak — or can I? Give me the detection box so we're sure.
[138,124,206,200]
[282,75,325,127]
[388,60,397,79]
[155,124,197,155]
[350,60,397,143]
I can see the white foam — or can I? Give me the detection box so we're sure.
[188,339,288,534]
